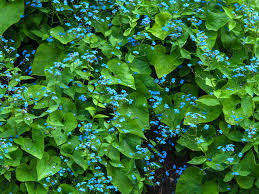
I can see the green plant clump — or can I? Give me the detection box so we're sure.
[0,0,258,193]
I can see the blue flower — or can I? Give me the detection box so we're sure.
[227,158,234,163]
[57,187,62,192]
[197,139,204,144]
[141,15,151,26]
[232,172,239,176]
[204,124,209,130]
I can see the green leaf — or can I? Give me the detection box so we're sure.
[107,164,133,194]
[16,160,37,182]
[181,83,199,97]
[25,182,47,194]
[176,166,203,194]
[36,152,61,181]
[60,144,73,157]
[194,66,217,94]
[223,171,234,182]
[255,179,259,189]
[180,48,191,59]
[129,58,152,75]
[63,112,77,132]
[72,151,88,171]
[4,148,23,167]
[106,146,120,161]
[115,134,142,159]
[178,125,216,152]
[117,92,149,130]
[14,128,44,159]
[85,107,97,111]
[197,95,220,106]
[0,0,24,35]
[118,119,146,139]
[61,97,77,114]
[255,38,259,58]
[4,171,11,182]
[238,150,256,175]
[188,156,207,165]
[149,12,172,40]
[33,97,50,109]
[205,12,230,31]
[206,31,218,50]
[47,110,63,127]
[235,176,255,189]
[229,20,236,31]
[102,58,135,89]
[222,95,254,125]
[59,184,77,193]
[184,100,222,125]
[50,26,76,44]
[94,114,110,119]
[221,28,238,49]
[202,181,219,194]
[222,6,234,19]
[147,45,183,78]
[51,128,67,146]
[24,85,45,104]
[177,31,189,47]
[253,96,259,103]
[32,43,63,76]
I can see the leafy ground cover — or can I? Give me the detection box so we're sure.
[0,0,258,193]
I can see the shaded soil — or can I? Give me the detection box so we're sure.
[146,145,190,194]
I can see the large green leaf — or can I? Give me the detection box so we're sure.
[203,181,219,194]
[25,182,47,194]
[32,43,63,76]
[36,152,61,181]
[177,126,215,152]
[231,150,254,177]
[117,92,149,130]
[205,12,230,31]
[107,164,133,194]
[197,95,220,106]
[59,184,77,193]
[149,12,172,40]
[50,26,76,44]
[205,31,218,50]
[176,166,203,194]
[255,38,259,58]
[222,95,254,125]
[0,0,24,35]
[47,110,64,127]
[194,66,217,94]
[129,58,152,75]
[176,167,219,194]
[235,176,255,189]
[147,45,183,78]
[102,58,135,89]
[63,112,77,132]
[51,128,68,146]
[24,85,45,105]
[72,150,88,171]
[118,119,146,139]
[184,99,222,125]
[4,149,23,167]
[14,128,44,159]
[188,156,207,165]
[16,160,37,182]
[115,134,142,159]
[61,97,77,114]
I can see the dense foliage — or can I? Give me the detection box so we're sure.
[0,0,258,193]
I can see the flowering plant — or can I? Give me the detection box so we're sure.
[0,0,258,193]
